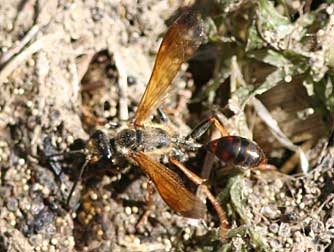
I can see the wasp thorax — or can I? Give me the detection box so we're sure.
[116,129,138,148]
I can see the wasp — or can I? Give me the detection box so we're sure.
[56,10,269,241]
[79,11,208,217]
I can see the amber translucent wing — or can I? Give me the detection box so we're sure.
[134,11,204,125]
[131,151,206,219]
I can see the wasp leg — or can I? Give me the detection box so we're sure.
[136,180,154,229]
[156,108,169,123]
[67,158,90,208]
[186,116,229,140]
[169,158,229,241]
[253,163,277,172]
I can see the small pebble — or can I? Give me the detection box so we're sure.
[133,237,141,245]
[132,206,139,214]
[18,158,25,165]
[7,198,18,211]
[90,192,98,200]
[269,223,279,234]
[125,206,132,215]
[51,238,58,245]
[279,223,291,237]
[97,229,104,236]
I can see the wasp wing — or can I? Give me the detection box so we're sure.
[131,151,206,219]
[134,11,204,125]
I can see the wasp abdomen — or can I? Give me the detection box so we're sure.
[206,136,266,168]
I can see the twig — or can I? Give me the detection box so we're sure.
[113,49,129,121]
[76,53,94,82]
[253,98,309,173]
[0,25,40,68]
[280,140,313,173]
[0,39,43,85]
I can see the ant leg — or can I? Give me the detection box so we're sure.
[186,116,229,140]
[136,180,154,229]
[169,158,229,240]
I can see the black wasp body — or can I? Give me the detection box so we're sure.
[86,125,173,165]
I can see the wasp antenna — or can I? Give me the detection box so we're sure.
[66,158,90,207]
[45,149,86,159]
